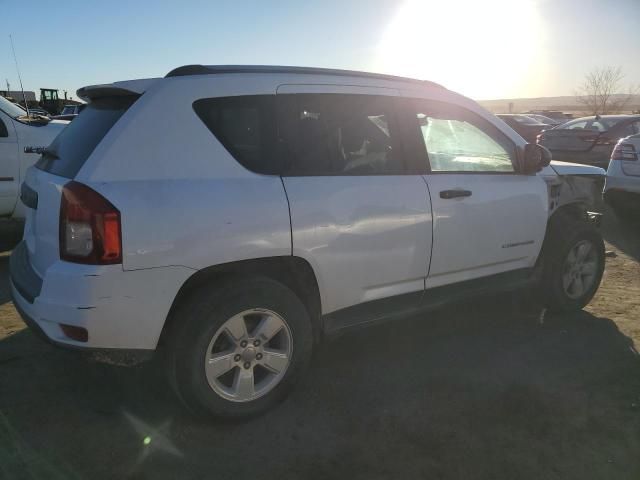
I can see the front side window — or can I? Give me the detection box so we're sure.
[563,120,588,130]
[278,94,405,176]
[413,101,515,173]
[0,95,26,119]
[588,121,607,132]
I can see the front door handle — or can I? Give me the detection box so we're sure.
[440,189,472,199]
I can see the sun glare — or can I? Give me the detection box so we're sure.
[375,0,545,99]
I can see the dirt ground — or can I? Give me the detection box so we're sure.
[0,209,638,480]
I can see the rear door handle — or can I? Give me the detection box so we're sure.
[440,189,472,199]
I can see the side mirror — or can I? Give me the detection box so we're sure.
[522,143,552,174]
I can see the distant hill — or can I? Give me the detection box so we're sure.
[478,94,640,114]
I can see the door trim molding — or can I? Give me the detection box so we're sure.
[322,267,534,334]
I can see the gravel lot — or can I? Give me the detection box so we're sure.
[0,209,638,480]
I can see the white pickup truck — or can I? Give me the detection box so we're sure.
[0,96,67,219]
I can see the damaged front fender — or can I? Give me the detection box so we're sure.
[539,162,606,216]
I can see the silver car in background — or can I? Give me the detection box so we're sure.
[603,134,640,219]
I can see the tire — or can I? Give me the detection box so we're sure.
[539,214,605,312]
[612,205,638,222]
[166,276,313,419]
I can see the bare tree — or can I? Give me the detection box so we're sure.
[575,66,638,115]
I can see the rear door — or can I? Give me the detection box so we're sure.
[403,98,548,289]
[0,112,19,215]
[541,119,606,152]
[277,85,432,316]
[22,95,138,277]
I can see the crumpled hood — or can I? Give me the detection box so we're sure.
[549,160,606,177]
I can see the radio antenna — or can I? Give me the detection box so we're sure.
[9,34,29,116]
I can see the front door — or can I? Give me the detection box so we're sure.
[277,85,432,318]
[0,112,19,216]
[405,99,548,289]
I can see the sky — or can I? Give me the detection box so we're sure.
[1,0,638,101]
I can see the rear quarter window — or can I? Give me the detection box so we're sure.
[36,95,139,178]
[192,96,278,175]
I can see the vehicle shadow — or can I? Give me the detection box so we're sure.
[0,219,23,257]
[1,296,639,480]
[600,205,640,261]
[0,255,11,306]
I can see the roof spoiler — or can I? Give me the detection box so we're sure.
[77,78,158,102]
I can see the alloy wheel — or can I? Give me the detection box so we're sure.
[204,308,293,402]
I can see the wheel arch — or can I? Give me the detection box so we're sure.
[535,201,592,270]
[549,201,590,225]
[159,256,323,347]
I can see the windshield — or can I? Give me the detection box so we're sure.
[0,95,29,119]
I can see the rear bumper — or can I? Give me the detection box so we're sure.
[9,241,194,351]
[604,163,640,210]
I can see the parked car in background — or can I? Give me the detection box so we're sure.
[496,114,549,142]
[538,115,640,169]
[21,107,51,118]
[11,65,606,419]
[0,95,68,220]
[527,110,572,123]
[527,114,563,127]
[52,104,86,121]
[603,134,640,219]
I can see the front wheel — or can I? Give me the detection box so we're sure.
[167,277,313,419]
[540,218,605,312]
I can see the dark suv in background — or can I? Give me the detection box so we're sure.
[496,114,549,143]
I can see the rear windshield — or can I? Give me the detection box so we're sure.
[36,95,138,178]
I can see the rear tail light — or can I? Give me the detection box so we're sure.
[611,142,638,161]
[60,181,122,264]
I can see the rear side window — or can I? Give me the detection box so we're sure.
[37,95,138,178]
[193,96,278,174]
[278,94,406,176]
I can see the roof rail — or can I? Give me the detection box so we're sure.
[165,64,444,89]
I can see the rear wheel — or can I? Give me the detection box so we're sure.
[540,215,605,312]
[167,277,313,419]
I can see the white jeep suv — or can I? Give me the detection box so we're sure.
[10,66,605,418]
